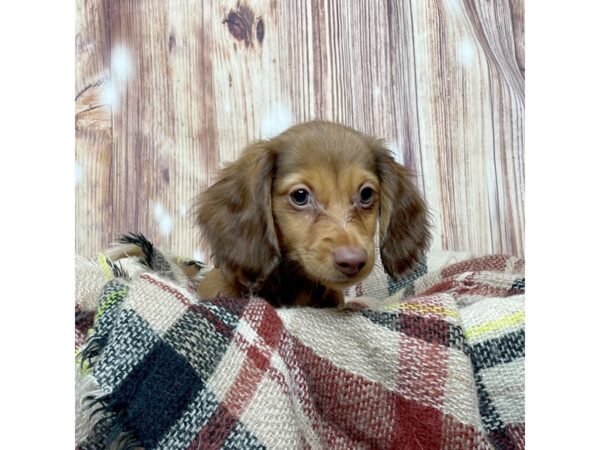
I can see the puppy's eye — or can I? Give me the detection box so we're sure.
[359,186,375,207]
[290,188,310,206]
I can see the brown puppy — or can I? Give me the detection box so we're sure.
[195,121,431,307]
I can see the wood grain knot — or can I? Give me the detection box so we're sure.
[223,3,264,48]
[256,17,264,44]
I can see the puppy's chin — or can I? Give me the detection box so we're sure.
[318,274,368,290]
[304,261,374,291]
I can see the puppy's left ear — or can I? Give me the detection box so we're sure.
[370,139,432,279]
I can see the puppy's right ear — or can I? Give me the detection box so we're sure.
[194,141,280,289]
[369,140,432,279]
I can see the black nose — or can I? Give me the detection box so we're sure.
[333,246,367,276]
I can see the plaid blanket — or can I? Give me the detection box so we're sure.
[75,237,524,450]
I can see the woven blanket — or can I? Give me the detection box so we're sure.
[75,237,525,450]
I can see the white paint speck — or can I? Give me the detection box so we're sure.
[158,215,173,236]
[111,45,133,81]
[260,103,294,138]
[373,85,382,97]
[101,45,133,110]
[457,38,475,66]
[193,249,205,262]
[100,81,119,108]
[153,202,166,220]
[75,162,83,185]
[223,103,231,114]
[153,201,173,236]
[179,205,188,217]
[446,0,463,16]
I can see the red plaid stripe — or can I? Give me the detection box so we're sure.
[189,300,284,449]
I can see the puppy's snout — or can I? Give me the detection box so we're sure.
[333,246,367,276]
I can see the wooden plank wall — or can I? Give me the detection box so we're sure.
[75,0,524,260]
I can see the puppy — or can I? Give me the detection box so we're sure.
[195,121,431,307]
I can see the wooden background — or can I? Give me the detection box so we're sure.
[75,0,524,260]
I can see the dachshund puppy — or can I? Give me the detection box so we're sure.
[195,121,431,307]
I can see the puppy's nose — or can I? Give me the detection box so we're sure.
[333,246,367,276]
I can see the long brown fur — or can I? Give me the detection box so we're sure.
[195,121,432,307]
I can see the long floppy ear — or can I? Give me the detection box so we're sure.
[370,140,432,279]
[194,141,280,289]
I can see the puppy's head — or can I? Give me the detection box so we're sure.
[195,121,431,292]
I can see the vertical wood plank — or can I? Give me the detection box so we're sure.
[164,0,219,258]
[509,0,525,77]
[107,0,219,258]
[75,0,110,94]
[383,0,426,185]
[211,0,289,158]
[75,0,112,257]
[108,0,173,251]
[463,0,525,255]
[412,0,497,254]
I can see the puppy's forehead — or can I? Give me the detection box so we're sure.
[271,129,380,202]
[275,126,376,177]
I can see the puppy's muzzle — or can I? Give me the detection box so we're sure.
[333,246,367,276]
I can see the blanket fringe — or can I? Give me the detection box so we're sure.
[109,430,142,450]
[107,232,204,288]
[75,374,110,443]
[77,334,108,370]
[76,374,144,450]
